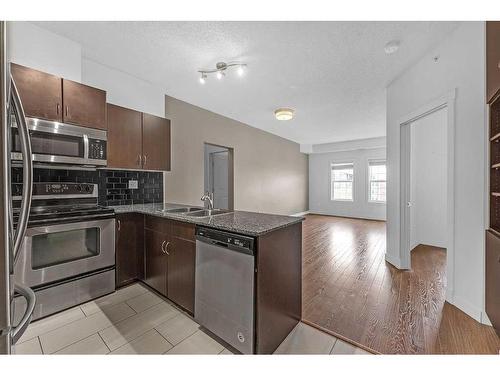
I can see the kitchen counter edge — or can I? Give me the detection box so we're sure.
[111,203,305,237]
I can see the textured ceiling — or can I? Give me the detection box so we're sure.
[34,21,460,145]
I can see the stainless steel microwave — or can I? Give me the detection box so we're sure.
[11,117,107,167]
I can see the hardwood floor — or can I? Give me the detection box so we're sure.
[302,214,500,354]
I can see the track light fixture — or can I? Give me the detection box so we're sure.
[198,61,247,84]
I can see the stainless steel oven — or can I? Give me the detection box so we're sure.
[11,117,107,166]
[14,218,115,288]
[12,182,116,322]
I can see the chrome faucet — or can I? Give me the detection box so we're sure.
[201,191,214,210]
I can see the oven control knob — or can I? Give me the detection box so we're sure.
[76,184,82,192]
[85,185,92,193]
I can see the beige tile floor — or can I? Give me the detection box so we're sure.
[12,283,371,355]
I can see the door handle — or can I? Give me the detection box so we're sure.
[161,240,167,254]
[165,241,170,255]
[11,283,36,344]
[9,77,33,264]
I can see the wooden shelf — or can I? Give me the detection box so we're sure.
[491,132,500,142]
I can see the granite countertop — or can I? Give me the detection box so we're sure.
[112,202,304,236]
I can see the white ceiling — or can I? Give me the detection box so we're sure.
[34,21,460,145]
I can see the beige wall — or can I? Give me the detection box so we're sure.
[164,96,309,215]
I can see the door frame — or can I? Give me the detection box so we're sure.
[204,142,234,210]
[398,89,456,302]
[209,149,230,209]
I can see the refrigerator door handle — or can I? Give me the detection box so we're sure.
[10,283,36,344]
[9,77,33,264]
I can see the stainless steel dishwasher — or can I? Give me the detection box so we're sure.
[195,226,255,354]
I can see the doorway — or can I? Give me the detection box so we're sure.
[203,143,234,210]
[399,91,455,300]
[409,107,448,251]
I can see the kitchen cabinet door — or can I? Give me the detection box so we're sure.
[107,104,143,169]
[62,79,107,129]
[487,22,500,103]
[486,230,500,334]
[115,214,144,288]
[11,63,63,122]
[144,229,168,296]
[167,237,196,314]
[142,113,171,171]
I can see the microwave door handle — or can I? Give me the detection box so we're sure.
[10,283,36,344]
[10,77,33,264]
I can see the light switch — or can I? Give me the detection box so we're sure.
[128,180,138,189]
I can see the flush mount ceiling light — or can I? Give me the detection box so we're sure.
[384,40,400,55]
[274,108,295,121]
[198,61,247,84]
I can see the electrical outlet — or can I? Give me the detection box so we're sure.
[128,180,138,189]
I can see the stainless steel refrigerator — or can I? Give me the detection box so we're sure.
[0,21,36,355]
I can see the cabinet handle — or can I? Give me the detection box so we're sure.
[161,240,167,254]
[56,103,60,115]
[117,219,121,231]
[143,155,147,166]
[65,105,69,117]
[138,154,142,166]
[165,241,170,255]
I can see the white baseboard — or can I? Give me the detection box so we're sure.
[291,211,310,217]
[308,210,386,221]
[481,311,493,326]
[445,287,454,304]
[452,295,482,323]
[384,252,401,268]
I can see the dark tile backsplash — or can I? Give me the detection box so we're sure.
[98,169,163,206]
[12,167,163,206]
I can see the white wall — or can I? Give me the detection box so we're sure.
[8,22,82,81]
[165,96,309,215]
[309,147,386,221]
[386,22,486,322]
[410,107,448,249]
[82,59,166,117]
[7,22,166,117]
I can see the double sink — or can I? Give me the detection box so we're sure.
[157,206,232,218]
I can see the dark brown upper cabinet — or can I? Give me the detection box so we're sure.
[10,63,107,130]
[11,63,63,122]
[487,22,500,103]
[62,79,107,129]
[107,104,143,169]
[142,113,171,171]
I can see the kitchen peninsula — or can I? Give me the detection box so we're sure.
[113,203,303,354]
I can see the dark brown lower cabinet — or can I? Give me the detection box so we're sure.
[144,228,168,296]
[143,216,195,314]
[255,222,302,354]
[168,236,195,313]
[486,230,500,335]
[115,214,144,288]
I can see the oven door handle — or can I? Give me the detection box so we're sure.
[10,283,36,344]
[9,76,33,264]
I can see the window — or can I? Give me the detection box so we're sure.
[331,163,354,201]
[368,161,386,203]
